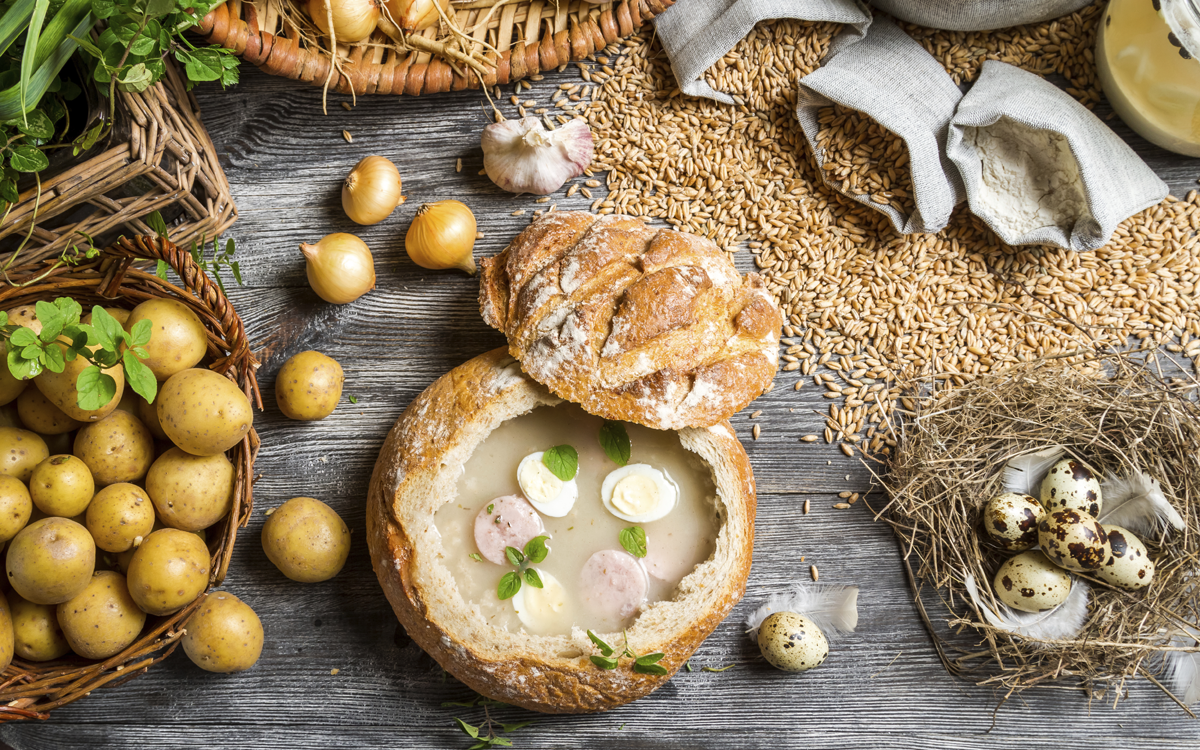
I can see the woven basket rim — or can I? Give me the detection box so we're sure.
[0,235,260,722]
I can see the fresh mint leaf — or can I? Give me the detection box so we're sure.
[55,298,83,325]
[122,350,157,404]
[41,343,64,373]
[89,307,124,350]
[75,366,117,411]
[523,535,549,564]
[523,568,542,588]
[453,718,479,739]
[6,348,39,380]
[589,655,619,670]
[129,319,152,348]
[586,630,614,657]
[541,444,578,481]
[504,546,524,567]
[497,571,521,600]
[599,421,631,466]
[34,300,64,343]
[619,526,647,558]
[9,328,38,348]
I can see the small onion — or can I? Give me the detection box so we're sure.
[307,0,380,43]
[300,233,376,304]
[342,156,405,225]
[405,201,477,274]
[383,0,448,31]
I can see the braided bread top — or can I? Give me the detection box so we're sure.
[479,212,781,430]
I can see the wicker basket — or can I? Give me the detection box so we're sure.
[0,235,260,722]
[0,59,237,268]
[199,0,674,97]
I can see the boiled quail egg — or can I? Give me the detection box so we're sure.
[1038,509,1108,572]
[993,550,1072,613]
[517,452,578,517]
[1097,525,1155,591]
[1040,457,1103,517]
[600,464,679,523]
[511,569,572,634]
[757,612,828,673]
[982,492,1045,551]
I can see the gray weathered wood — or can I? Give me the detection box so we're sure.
[4,43,1200,749]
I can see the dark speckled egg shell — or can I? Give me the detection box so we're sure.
[1037,509,1108,572]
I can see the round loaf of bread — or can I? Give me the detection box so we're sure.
[366,348,756,713]
[479,212,782,431]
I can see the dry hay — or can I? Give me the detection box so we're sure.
[879,349,1200,711]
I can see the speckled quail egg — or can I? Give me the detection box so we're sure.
[1040,458,1103,517]
[1097,525,1155,591]
[993,550,1072,613]
[517,452,578,517]
[757,612,829,673]
[601,464,678,523]
[1038,509,1108,572]
[982,492,1045,551]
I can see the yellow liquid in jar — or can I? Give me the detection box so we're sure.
[1097,0,1200,156]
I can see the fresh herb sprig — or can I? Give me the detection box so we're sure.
[186,232,242,293]
[496,535,549,601]
[0,299,156,406]
[540,444,577,481]
[618,525,647,558]
[444,693,533,749]
[586,630,667,675]
[599,420,630,466]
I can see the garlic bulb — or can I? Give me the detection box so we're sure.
[405,201,477,274]
[481,117,594,195]
[308,0,380,42]
[383,0,448,31]
[300,233,376,304]
[342,156,405,225]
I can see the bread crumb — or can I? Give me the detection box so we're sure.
[330,669,340,675]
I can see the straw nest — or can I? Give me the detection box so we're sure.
[880,349,1200,712]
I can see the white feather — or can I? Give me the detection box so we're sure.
[1001,445,1065,497]
[744,583,858,641]
[1162,627,1200,706]
[1098,469,1185,537]
[964,573,1089,643]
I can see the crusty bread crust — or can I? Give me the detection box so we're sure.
[479,212,782,431]
[367,348,756,713]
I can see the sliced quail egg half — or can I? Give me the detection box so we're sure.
[511,570,571,634]
[517,452,578,517]
[601,464,678,523]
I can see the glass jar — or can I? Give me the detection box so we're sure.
[1096,0,1200,156]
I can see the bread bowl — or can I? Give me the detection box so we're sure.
[366,348,756,712]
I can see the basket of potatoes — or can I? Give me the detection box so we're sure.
[0,235,262,720]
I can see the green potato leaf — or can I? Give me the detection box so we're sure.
[541,444,578,481]
[599,420,631,466]
[75,365,116,411]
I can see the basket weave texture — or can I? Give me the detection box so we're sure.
[0,235,260,722]
[0,60,237,267]
[199,0,674,96]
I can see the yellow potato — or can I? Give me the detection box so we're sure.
[0,346,28,405]
[126,528,210,615]
[0,476,32,543]
[275,351,344,421]
[82,307,131,327]
[9,592,70,661]
[73,410,154,486]
[5,306,41,336]
[157,369,253,456]
[137,395,168,440]
[29,455,95,517]
[6,517,96,604]
[182,592,263,673]
[33,343,125,423]
[0,591,13,671]
[16,387,83,435]
[125,299,208,381]
[145,447,234,532]
[57,571,146,659]
[0,427,48,482]
[86,483,155,553]
[261,497,350,583]
[114,521,206,573]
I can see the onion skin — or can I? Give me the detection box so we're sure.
[301,233,377,304]
[405,201,477,275]
[308,0,380,43]
[342,156,405,225]
[382,0,447,31]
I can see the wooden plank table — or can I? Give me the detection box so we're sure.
[4,45,1200,749]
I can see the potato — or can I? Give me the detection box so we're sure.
[29,455,95,517]
[0,591,14,670]
[137,395,168,440]
[82,307,131,327]
[5,306,41,336]
[0,476,32,543]
[126,528,210,615]
[16,387,82,435]
[112,519,206,573]
[6,517,96,604]
[73,409,154,486]
[125,299,208,381]
[33,342,125,423]
[157,369,253,456]
[145,447,234,532]
[57,571,146,659]
[0,347,28,405]
[0,427,48,482]
[182,592,263,673]
[0,403,20,429]
[9,592,70,661]
[86,483,155,553]
[261,497,350,583]
[275,351,344,421]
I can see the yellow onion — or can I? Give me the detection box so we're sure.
[342,156,405,225]
[308,0,380,42]
[405,201,477,274]
[383,0,448,31]
[300,233,376,304]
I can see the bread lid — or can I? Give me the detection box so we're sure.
[366,348,756,713]
[479,212,782,430]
